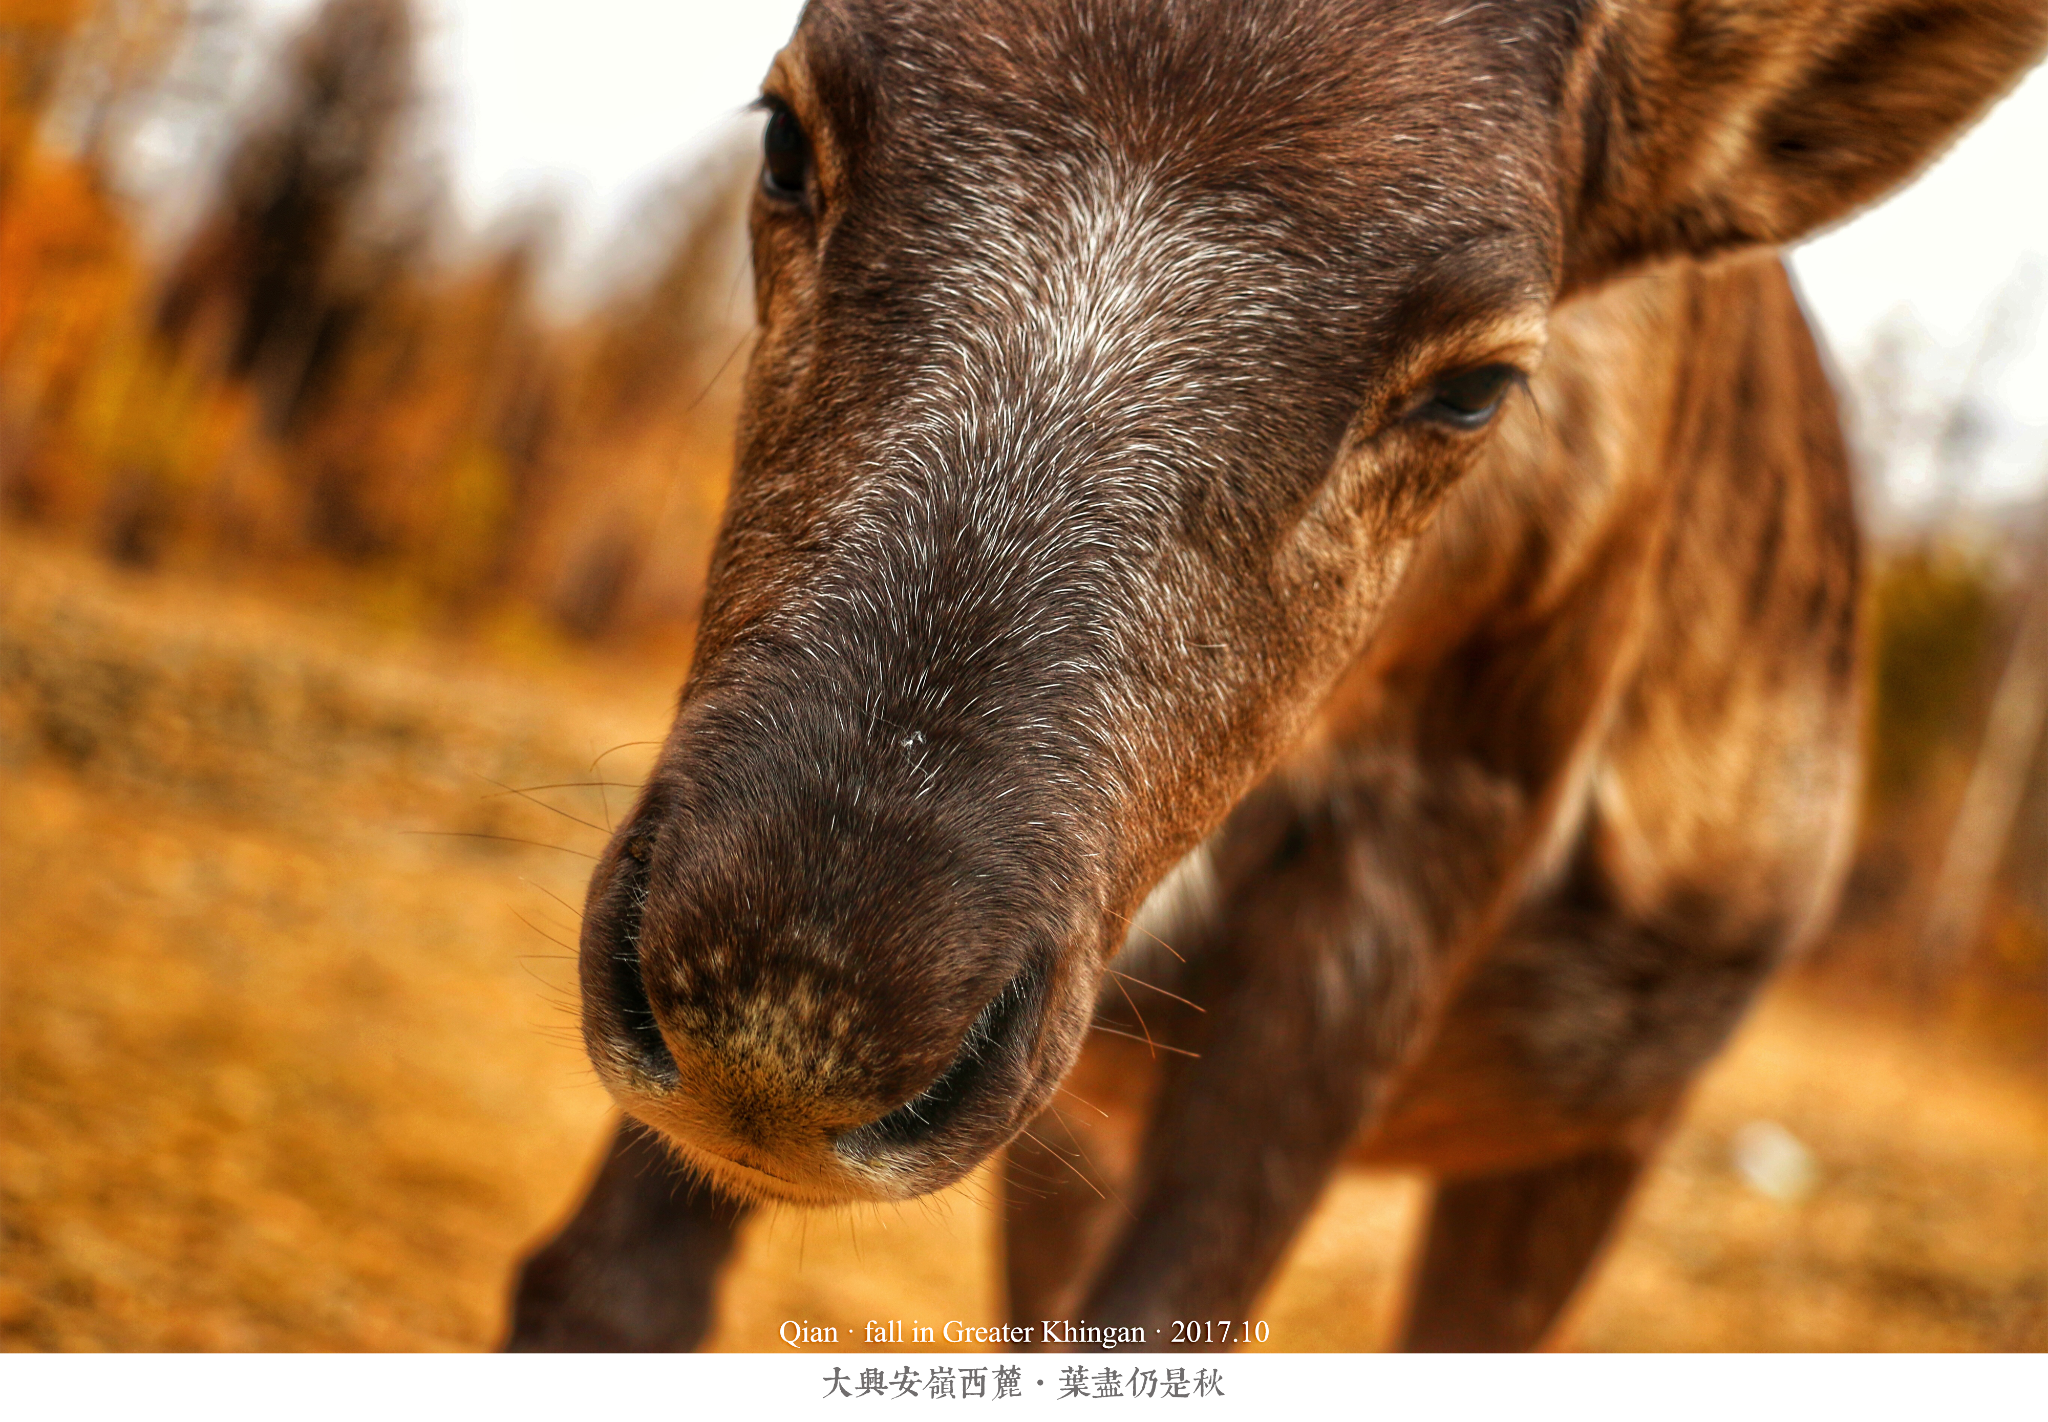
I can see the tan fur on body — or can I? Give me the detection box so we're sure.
[506,0,2047,1352]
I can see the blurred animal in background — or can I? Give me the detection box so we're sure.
[505,0,2048,1352]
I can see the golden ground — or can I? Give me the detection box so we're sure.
[2,539,2043,1351]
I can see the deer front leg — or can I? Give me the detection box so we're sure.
[504,1117,749,1351]
[1074,784,1438,1342]
[1399,1140,1650,1351]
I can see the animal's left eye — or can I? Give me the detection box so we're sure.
[1414,364,1519,430]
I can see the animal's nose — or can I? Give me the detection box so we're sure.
[582,880,860,1136]
[580,939,874,1191]
[576,835,1047,1199]
[574,850,898,1174]
[572,703,1068,1200]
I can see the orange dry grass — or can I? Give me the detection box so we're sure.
[1,537,2043,1352]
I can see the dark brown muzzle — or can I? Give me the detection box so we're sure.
[576,680,1101,1203]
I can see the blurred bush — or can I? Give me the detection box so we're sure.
[1,0,750,641]
[1867,543,1999,806]
[1818,521,2047,1053]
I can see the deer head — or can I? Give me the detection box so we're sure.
[574,0,2045,1203]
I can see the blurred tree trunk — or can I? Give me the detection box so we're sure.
[1921,511,2048,974]
[155,0,413,438]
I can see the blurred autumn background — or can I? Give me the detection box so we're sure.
[2,0,2043,1353]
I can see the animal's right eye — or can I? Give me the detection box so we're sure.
[762,102,810,200]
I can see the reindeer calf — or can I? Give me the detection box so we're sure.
[507,0,2047,1351]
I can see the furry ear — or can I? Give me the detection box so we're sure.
[1557,0,2048,293]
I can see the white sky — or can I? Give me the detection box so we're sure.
[241,0,2048,503]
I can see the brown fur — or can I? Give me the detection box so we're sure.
[506,0,2047,1351]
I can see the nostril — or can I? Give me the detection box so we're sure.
[591,843,678,1085]
[606,940,678,1083]
[840,967,1035,1155]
